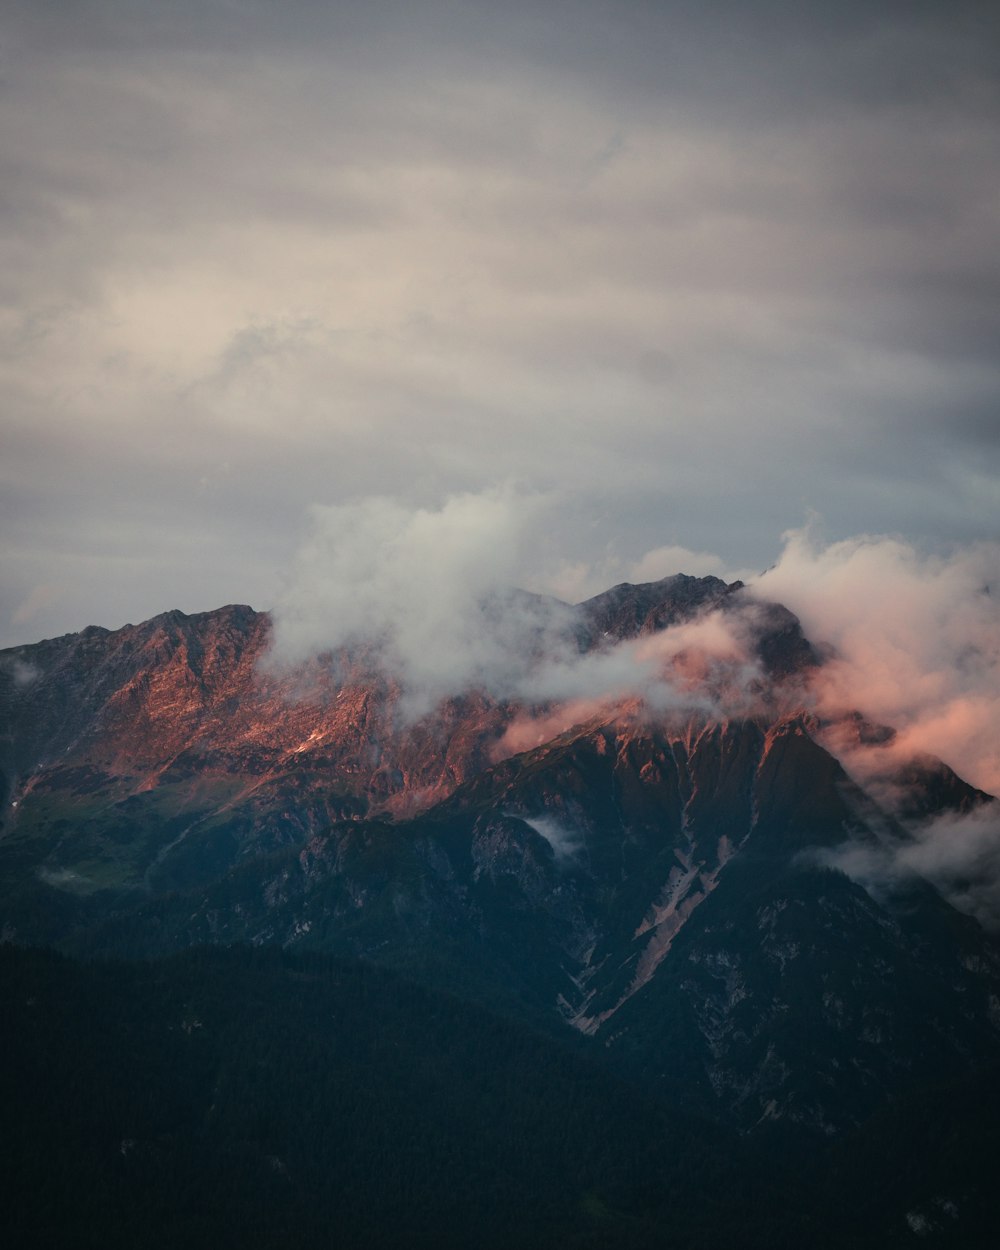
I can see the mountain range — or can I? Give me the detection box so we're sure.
[2,573,999,1244]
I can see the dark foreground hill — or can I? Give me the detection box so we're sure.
[3,943,999,1250]
[1,943,795,1250]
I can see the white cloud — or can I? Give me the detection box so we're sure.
[755,528,1000,794]
[819,803,1000,930]
[267,487,559,716]
[628,544,730,584]
[268,488,771,724]
[521,815,584,864]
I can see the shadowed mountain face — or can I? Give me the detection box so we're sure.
[1,575,998,1142]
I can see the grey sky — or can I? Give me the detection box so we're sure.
[2,0,999,644]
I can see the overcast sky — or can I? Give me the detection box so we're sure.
[2,0,999,645]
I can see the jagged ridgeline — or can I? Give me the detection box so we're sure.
[2,575,999,1245]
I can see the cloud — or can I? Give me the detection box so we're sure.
[11,659,39,687]
[520,815,584,864]
[535,609,762,709]
[268,488,772,724]
[269,498,1000,925]
[754,529,1000,794]
[267,487,564,716]
[628,544,731,585]
[11,584,62,628]
[525,542,747,609]
[818,802,1000,930]
[0,655,40,688]
[493,699,621,757]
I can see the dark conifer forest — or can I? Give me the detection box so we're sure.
[3,943,999,1248]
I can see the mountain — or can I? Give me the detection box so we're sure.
[2,574,999,1160]
[0,574,782,921]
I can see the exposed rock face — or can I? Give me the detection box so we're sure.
[1,575,793,890]
[2,608,485,799]
[0,603,514,894]
[1,575,998,1138]
[573,574,737,643]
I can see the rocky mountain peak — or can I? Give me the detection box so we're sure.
[574,572,738,644]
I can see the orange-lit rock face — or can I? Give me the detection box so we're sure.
[7,606,505,797]
[0,579,751,809]
[0,575,827,899]
[0,603,524,894]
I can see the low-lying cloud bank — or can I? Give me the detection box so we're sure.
[752,530,1000,931]
[754,530,1000,796]
[520,815,585,865]
[493,610,773,757]
[817,803,1000,931]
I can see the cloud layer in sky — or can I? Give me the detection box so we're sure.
[2,0,999,646]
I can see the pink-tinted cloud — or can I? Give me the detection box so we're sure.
[755,530,1000,795]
